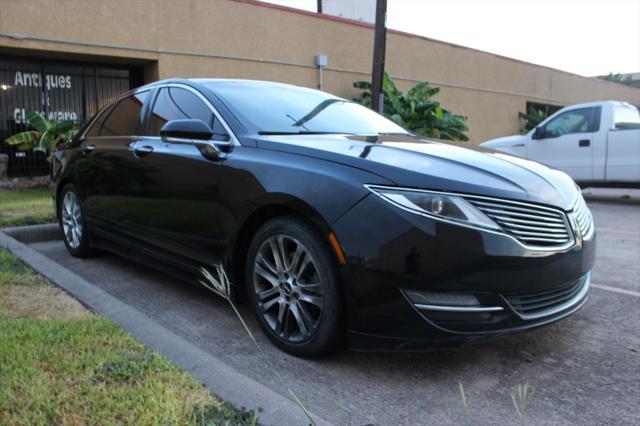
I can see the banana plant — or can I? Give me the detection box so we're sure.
[5,112,77,161]
[518,106,549,134]
[353,73,469,141]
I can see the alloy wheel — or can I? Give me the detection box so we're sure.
[253,234,324,342]
[61,191,83,249]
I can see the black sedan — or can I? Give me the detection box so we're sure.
[52,79,596,356]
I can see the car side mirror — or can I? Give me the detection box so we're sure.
[160,119,213,142]
[532,127,545,140]
[160,119,220,160]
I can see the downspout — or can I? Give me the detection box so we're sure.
[315,54,328,91]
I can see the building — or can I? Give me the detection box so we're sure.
[1,0,639,176]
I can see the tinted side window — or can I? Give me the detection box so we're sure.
[147,88,214,136]
[101,91,148,137]
[543,107,595,138]
[85,106,112,137]
[211,119,230,142]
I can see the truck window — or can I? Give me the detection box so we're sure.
[614,105,640,130]
[543,108,595,137]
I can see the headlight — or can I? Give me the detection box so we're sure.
[366,185,501,231]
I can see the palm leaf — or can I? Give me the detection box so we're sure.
[5,130,41,145]
[35,129,54,153]
[353,81,371,90]
[59,129,78,142]
[25,111,52,132]
[53,120,75,133]
[382,72,400,97]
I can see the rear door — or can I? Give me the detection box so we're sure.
[528,107,598,181]
[127,85,231,264]
[605,104,640,182]
[76,91,149,229]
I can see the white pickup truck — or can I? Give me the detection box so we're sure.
[481,101,640,187]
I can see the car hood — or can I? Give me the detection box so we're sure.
[256,134,579,210]
[480,134,527,148]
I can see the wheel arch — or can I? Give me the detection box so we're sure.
[227,195,338,300]
[54,178,73,219]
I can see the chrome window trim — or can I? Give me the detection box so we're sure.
[81,84,240,147]
[414,304,504,313]
[502,272,591,320]
[365,184,578,253]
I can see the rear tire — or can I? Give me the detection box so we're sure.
[58,183,94,258]
[245,215,344,357]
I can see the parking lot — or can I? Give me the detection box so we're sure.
[28,198,640,425]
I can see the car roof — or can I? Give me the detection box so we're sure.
[558,100,636,110]
[138,78,305,92]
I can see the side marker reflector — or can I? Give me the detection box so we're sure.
[328,232,346,265]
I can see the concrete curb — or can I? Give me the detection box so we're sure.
[582,187,640,204]
[3,223,62,243]
[1,225,329,426]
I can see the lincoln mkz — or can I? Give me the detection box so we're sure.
[52,79,596,356]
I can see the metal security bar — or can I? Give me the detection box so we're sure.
[0,56,133,177]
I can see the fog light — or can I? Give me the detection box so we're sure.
[404,290,480,306]
[430,196,444,215]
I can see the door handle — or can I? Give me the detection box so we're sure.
[133,145,154,157]
[579,139,590,147]
[82,144,96,155]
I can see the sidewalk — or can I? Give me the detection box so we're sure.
[581,187,640,203]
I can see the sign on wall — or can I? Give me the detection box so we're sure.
[0,57,132,177]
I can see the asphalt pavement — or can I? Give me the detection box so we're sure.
[28,199,640,425]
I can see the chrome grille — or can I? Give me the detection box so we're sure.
[503,274,590,320]
[465,197,571,247]
[572,195,594,239]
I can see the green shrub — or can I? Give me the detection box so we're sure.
[353,73,469,141]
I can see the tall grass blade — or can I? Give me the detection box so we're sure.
[458,382,470,425]
[200,265,316,425]
[511,383,533,426]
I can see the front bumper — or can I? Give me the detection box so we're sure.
[331,194,596,351]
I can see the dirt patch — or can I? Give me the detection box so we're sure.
[0,285,93,320]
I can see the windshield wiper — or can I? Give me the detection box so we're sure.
[258,131,347,135]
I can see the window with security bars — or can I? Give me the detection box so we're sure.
[0,56,139,177]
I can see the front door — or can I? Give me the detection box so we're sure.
[126,86,230,265]
[528,106,597,181]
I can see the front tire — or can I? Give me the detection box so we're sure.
[58,184,94,258]
[245,216,344,357]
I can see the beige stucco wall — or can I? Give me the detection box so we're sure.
[2,0,639,143]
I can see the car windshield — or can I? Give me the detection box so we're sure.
[206,82,409,135]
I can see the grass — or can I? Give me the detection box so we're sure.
[458,381,534,425]
[0,187,56,227]
[0,249,258,425]
[200,266,315,424]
